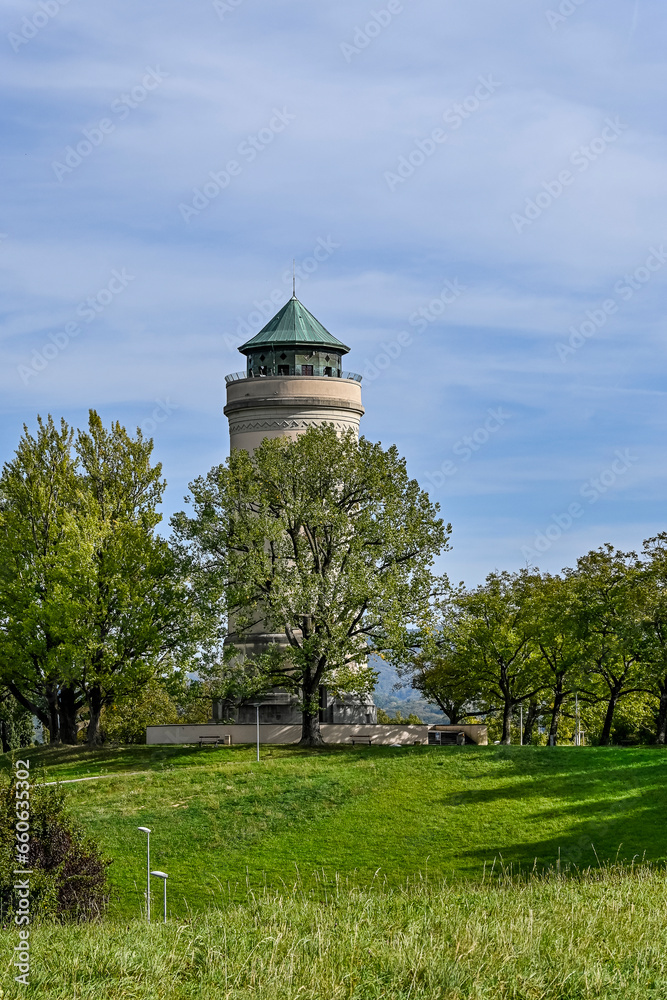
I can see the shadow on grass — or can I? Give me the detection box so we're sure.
[443,755,667,875]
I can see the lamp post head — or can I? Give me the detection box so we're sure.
[138,827,151,834]
[150,870,168,879]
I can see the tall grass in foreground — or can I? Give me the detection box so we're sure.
[2,862,667,999]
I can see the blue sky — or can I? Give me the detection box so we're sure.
[1,0,665,586]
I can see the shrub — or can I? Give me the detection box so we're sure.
[101,680,179,744]
[0,774,110,922]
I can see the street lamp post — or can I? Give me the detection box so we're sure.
[249,702,262,761]
[151,871,168,923]
[138,826,151,922]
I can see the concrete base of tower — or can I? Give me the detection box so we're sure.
[215,634,377,725]
[212,689,376,726]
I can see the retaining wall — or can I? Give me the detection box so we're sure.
[146,723,488,746]
[146,723,429,745]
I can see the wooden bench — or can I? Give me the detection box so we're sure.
[349,736,374,745]
[197,736,231,748]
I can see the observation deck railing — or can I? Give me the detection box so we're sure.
[225,370,363,385]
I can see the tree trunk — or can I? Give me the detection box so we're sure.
[300,708,325,746]
[522,699,540,746]
[58,685,80,745]
[47,684,61,743]
[299,670,325,747]
[7,681,56,741]
[501,699,512,744]
[549,690,566,745]
[655,679,667,744]
[87,686,104,747]
[444,702,467,726]
[599,690,620,746]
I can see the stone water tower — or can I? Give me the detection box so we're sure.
[216,293,375,725]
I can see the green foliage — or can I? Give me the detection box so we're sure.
[100,677,215,743]
[172,425,450,744]
[0,412,193,747]
[426,570,546,744]
[401,541,667,746]
[376,707,424,724]
[403,650,472,724]
[0,415,84,743]
[101,680,180,744]
[0,774,110,923]
[0,692,34,752]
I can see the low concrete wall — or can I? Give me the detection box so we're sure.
[146,723,430,746]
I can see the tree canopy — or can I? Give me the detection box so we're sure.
[402,544,667,745]
[172,425,450,745]
[0,412,193,745]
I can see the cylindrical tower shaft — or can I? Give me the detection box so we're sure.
[219,294,372,726]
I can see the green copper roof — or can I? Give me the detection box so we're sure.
[238,296,350,355]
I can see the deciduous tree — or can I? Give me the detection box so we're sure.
[433,572,547,744]
[172,426,449,746]
[566,546,645,746]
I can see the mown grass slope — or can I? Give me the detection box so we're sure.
[6,743,667,919]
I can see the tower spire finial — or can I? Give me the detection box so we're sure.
[292,259,296,298]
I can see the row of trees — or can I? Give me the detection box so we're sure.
[4,412,666,748]
[0,414,449,746]
[404,543,667,745]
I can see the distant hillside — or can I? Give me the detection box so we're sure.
[369,655,447,724]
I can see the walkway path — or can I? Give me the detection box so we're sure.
[41,771,146,786]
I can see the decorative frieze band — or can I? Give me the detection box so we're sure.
[229,415,361,433]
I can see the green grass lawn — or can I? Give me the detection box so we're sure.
[2,866,667,999]
[6,743,667,920]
